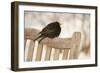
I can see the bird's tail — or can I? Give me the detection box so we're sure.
[33,35,42,42]
[38,36,46,43]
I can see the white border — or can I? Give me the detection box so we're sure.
[18,5,96,68]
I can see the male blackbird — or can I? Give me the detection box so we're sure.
[34,21,61,43]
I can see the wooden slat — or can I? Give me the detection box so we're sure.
[41,45,47,61]
[25,39,30,61]
[73,45,80,59]
[35,43,43,61]
[53,49,60,60]
[69,32,81,59]
[25,39,34,61]
[50,48,55,61]
[44,47,52,61]
[62,49,70,60]
[67,50,71,59]
[59,49,64,60]
[32,41,38,61]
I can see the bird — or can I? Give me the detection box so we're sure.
[34,21,61,43]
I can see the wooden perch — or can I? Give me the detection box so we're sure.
[25,28,81,49]
[24,28,81,61]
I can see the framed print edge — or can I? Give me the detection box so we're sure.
[11,1,98,71]
[11,2,19,71]
[95,6,98,67]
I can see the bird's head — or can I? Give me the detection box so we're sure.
[54,21,62,26]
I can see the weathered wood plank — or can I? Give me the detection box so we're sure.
[25,39,34,61]
[59,49,64,60]
[41,45,47,61]
[32,41,38,61]
[50,48,55,60]
[69,32,81,59]
[44,47,52,61]
[25,39,30,61]
[53,49,60,60]
[62,49,70,60]
[35,43,43,61]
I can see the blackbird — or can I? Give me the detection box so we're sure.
[34,21,61,43]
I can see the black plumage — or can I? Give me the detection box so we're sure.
[34,21,61,43]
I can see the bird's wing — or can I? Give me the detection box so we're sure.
[40,24,54,34]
